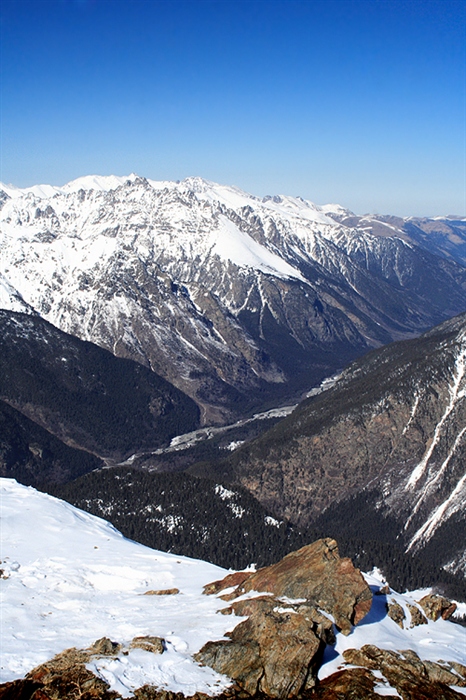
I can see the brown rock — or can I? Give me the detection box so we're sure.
[195,595,333,697]
[202,573,250,596]
[450,662,466,682]
[226,596,335,645]
[22,639,123,700]
[406,603,428,628]
[204,539,372,635]
[143,588,180,596]
[418,593,457,621]
[130,636,165,654]
[376,585,391,595]
[343,645,464,699]
[312,667,398,699]
[387,599,406,628]
[424,661,466,687]
[88,638,122,656]
[0,679,43,700]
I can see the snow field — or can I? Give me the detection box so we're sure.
[1,479,465,698]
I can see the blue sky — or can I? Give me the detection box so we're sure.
[1,0,465,215]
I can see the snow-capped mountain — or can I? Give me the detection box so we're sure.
[200,311,466,576]
[1,479,465,699]
[1,175,466,423]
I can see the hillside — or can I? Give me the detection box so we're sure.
[2,479,465,700]
[191,312,466,577]
[0,310,199,465]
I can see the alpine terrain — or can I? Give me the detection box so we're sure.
[0,309,199,478]
[194,311,466,578]
[2,174,466,423]
[1,479,465,700]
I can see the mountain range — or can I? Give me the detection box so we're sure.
[1,173,466,598]
[2,174,466,423]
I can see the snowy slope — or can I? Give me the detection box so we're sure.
[1,479,465,698]
[0,478,234,695]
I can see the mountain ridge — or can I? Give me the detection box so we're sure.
[2,174,466,422]
[0,309,199,466]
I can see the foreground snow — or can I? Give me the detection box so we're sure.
[1,478,465,697]
[0,479,235,695]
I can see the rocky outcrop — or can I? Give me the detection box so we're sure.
[387,599,406,628]
[312,667,398,699]
[343,645,466,700]
[129,636,165,654]
[406,603,428,628]
[195,595,334,697]
[203,539,372,635]
[1,543,463,700]
[418,593,457,621]
[195,539,372,698]
[143,588,180,596]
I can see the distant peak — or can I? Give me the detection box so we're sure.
[180,176,216,191]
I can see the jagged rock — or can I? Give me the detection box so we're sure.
[0,666,120,699]
[133,692,192,700]
[387,599,406,628]
[203,539,372,635]
[89,638,122,656]
[202,572,250,596]
[406,603,428,628]
[29,666,119,698]
[130,636,165,654]
[451,662,466,680]
[195,595,332,697]
[311,667,398,699]
[418,593,457,621]
[375,584,391,595]
[18,639,123,699]
[343,645,465,699]
[143,588,180,596]
[423,660,466,687]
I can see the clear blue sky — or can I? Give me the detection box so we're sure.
[1,0,465,215]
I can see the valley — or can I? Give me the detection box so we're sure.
[1,175,466,610]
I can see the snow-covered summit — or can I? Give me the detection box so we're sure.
[0,173,346,229]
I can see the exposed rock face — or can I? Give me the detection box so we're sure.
[343,645,466,700]
[196,539,372,698]
[204,539,372,635]
[312,667,397,699]
[129,636,165,654]
[196,595,333,697]
[24,639,121,696]
[387,599,406,628]
[406,603,428,628]
[418,593,457,621]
